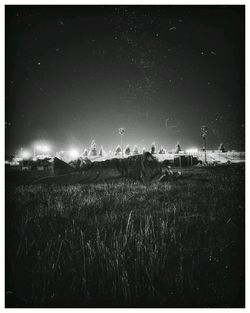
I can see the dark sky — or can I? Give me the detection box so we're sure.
[5,5,245,155]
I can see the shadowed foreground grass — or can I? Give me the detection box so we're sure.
[5,165,244,307]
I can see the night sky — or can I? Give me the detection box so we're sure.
[5,5,245,155]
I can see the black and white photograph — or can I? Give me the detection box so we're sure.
[5,3,245,308]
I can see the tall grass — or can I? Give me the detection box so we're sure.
[5,165,245,307]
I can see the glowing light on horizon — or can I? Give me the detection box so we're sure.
[69,149,79,158]
[35,144,42,150]
[41,145,50,153]
[34,143,50,153]
[20,150,31,159]
[186,148,198,154]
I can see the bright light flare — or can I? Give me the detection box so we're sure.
[20,150,31,159]
[35,144,42,150]
[35,144,50,153]
[69,149,79,158]
[41,145,50,153]
[186,148,198,154]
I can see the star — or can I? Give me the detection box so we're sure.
[37,61,41,66]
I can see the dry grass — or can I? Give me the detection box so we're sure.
[5,165,245,307]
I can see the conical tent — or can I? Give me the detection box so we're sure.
[151,142,156,154]
[115,145,122,155]
[133,145,139,155]
[124,145,131,155]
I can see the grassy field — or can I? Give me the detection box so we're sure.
[5,164,245,308]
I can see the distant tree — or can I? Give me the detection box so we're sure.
[124,144,131,156]
[89,140,97,156]
[142,147,146,154]
[83,149,88,157]
[115,145,122,155]
[133,145,139,155]
[175,142,181,154]
[99,145,106,157]
[151,142,156,154]
[218,143,226,152]
[158,146,165,154]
